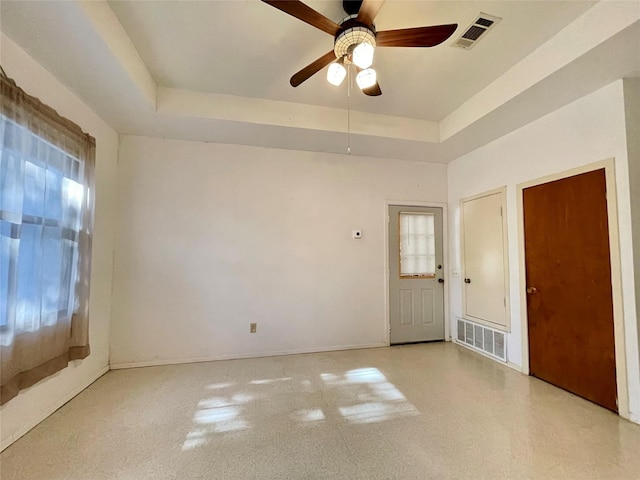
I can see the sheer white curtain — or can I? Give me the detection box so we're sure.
[0,75,95,405]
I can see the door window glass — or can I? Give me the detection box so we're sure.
[399,212,435,278]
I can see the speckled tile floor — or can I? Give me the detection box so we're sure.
[2,342,640,479]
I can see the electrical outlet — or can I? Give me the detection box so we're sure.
[250,323,257,333]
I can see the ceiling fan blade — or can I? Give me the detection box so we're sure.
[357,0,385,25]
[262,1,342,36]
[362,81,382,97]
[290,50,337,87]
[376,24,458,47]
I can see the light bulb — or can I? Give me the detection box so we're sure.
[327,62,347,86]
[352,42,375,69]
[356,68,377,89]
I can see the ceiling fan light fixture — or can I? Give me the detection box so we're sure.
[334,23,376,59]
[352,42,375,69]
[262,0,459,97]
[327,60,347,86]
[356,67,377,90]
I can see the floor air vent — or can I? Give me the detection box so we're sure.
[456,318,506,362]
[454,13,501,50]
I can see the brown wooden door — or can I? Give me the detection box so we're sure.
[523,168,617,412]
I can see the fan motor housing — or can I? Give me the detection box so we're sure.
[342,0,362,15]
[334,15,376,60]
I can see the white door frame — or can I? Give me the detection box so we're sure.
[516,158,630,419]
[384,200,449,346]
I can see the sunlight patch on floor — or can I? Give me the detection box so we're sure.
[183,368,417,450]
[249,377,292,385]
[205,382,235,390]
[324,368,419,423]
[290,408,326,424]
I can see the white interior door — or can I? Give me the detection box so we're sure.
[389,206,445,344]
[461,192,508,328]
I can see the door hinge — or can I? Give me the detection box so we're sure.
[504,297,506,307]
[500,206,503,217]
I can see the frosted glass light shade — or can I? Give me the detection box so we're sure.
[352,42,375,69]
[327,62,347,86]
[356,68,377,89]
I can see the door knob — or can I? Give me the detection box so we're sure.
[438,278,445,283]
[464,278,471,284]
[526,286,538,294]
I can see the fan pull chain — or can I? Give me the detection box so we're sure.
[347,64,351,155]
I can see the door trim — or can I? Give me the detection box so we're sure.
[516,158,629,418]
[384,200,449,346]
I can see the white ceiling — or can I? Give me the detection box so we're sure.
[107,0,595,121]
[1,1,639,162]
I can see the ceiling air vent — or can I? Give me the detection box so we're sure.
[453,13,501,50]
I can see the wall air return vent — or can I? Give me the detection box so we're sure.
[453,13,501,50]
[456,318,507,362]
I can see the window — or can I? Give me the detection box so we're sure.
[0,74,95,405]
[399,212,436,278]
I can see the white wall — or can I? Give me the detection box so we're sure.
[0,35,119,449]
[447,80,640,422]
[623,79,640,365]
[110,137,447,366]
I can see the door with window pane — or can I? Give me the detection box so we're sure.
[389,206,444,344]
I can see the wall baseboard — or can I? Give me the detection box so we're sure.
[0,365,110,452]
[506,360,524,373]
[452,338,511,366]
[109,343,388,370]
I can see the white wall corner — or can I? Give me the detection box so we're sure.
[622,77,640,422]
[78,0,157,109]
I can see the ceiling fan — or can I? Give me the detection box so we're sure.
[261,0,458,96]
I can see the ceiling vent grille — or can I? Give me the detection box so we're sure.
[453,13,501,50]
